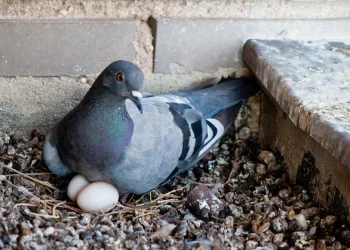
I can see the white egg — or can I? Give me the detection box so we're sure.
[67,174,90,203]
[77,182,119,213]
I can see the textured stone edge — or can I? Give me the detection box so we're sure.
[243,39,350,169]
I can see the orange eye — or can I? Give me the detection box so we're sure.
[116,72,124,82]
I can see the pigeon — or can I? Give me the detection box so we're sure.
[43,60,259,195]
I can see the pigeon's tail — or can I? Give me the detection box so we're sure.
[176,78,260,122]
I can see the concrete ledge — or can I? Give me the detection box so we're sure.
[243,39,350,169]
[0,19,136,76]
[155,19,350,74]
[243,39,350,222]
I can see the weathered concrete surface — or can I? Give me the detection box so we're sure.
[0,19,136,76]
[243,39,350,169]
[0,67,248,135]
[259,96,350,224]
[0,77,90,134]
[155,19,350,73]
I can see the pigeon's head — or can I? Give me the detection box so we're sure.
[101,60,144,113]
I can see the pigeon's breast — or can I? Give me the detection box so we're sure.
[57,103,134,174]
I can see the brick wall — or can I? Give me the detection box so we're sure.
[1,0,350,134]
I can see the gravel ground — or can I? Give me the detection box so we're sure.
[0,127,350,250]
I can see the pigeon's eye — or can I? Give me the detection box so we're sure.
[116,72,124,82]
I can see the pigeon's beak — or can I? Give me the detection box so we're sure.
[129,91,143,114]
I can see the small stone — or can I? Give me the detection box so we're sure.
[294,214,308,231]
[124,240,135,249]
[325,215,336,225]
[340,231,350,244]
[58,9,68,16]
[307,226,317,237]
[19,223,31,236]
[0,132,10,144]
[172,221,187,239]
[278,242,289,248]
[7,145,16,155]
[300,207,318,219]
[79,77,87,84]
[79,214,91,225]
[150,224,176,239]
[267,164,283,177]
[256,164,266,175]
[290,231,306,245]
[43,227,55,236]
[278,189,291,199]
[225,216,234,227]
[151,244,160,250]
[99,225,110,233]
[244,162,256,175]
[332,241,341,250]
[228,204,243,219]
[252,220,270,234]
[258,151,275,164]
[271,217,288,233]
[245,240,258,250]
[186,185,224,221]
[237,127,250,140]
[273,233,284,244]
[248,233,260,242]
[225,192,234,203]
[316,239,327,250]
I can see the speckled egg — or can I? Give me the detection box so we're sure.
[77,182,119,213]
[67,174,90,202]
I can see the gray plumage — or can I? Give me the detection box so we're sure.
[43,61,259,194]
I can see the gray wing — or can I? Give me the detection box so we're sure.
[108,93,227,194]
[107,94,217,194]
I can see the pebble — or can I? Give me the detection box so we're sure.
[124,239,135,249]
[7,145,16,155]
[43,227,55,236]
[316,239,327,250]
[225,216,234,228]
[271,217,288,233]
[341,231,350,244]
[294,214,308,231]
[258,151,276,164]
[273,233,284,244]
[245,240,258,249]
[58,9,68,16]
[79,77,87,84]
[186,185,224,221]
[238,127,251,140]
[278,188,291,199]
[172,221,187,238]
[256,164,266,175]
[150,224,176,239]
[325,215,336,225]
[252,220,270,234]
[300,207,318,219]
[79,214,91,225]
